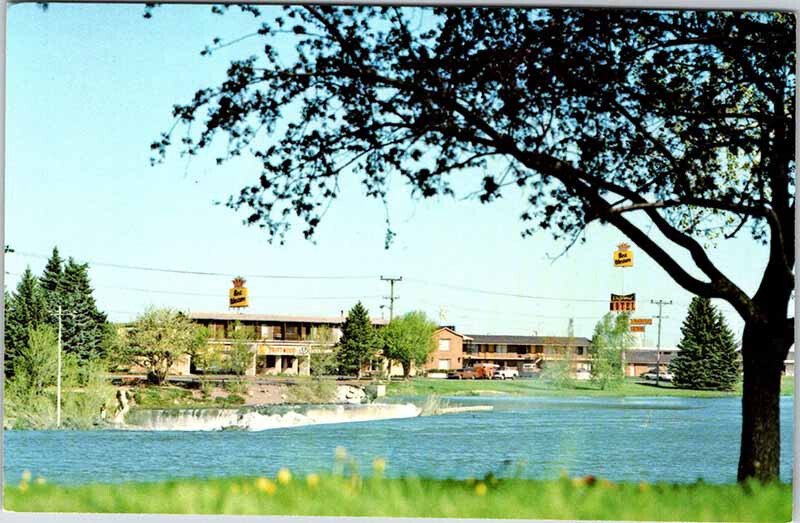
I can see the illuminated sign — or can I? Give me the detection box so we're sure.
[630,326,646,333]
[630,318,653,326]
[613,243,634,268]
[229,277,249,308]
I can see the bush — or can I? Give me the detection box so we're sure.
[285,380,336,404]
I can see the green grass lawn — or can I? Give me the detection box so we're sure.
[4,473,790,521]
[387,376,795,398]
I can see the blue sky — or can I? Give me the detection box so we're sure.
[3,3,782,346]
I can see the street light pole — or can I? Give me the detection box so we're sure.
[56,304,62,428]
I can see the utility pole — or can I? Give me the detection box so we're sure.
[651,299,672,387]
[56,305,62,428]
[380,276,402,321]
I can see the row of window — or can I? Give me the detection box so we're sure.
[463,344,587,355]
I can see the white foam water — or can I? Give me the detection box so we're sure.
[122,403,421,432]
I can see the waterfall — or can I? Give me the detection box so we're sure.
[122,403,421,432]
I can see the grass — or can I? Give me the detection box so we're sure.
[387,376,796,398]
[4,472,790,521]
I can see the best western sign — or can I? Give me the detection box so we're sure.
[613,243,634,268]
[229,277,249,308]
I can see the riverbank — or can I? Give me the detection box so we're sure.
[4,473,790,521]
[385,376,796,398]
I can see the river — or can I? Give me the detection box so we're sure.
[3,395,793,485]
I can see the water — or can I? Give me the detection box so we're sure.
[4,395,793,485]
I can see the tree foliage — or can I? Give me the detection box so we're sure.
[59,258,109,362]
[336,302,379,377]
[670,297,740,391]
[124,308,207,384]
[590,313,634,390]
[152,6,794,482]
[380,311,437,378]
[4,267,48,376]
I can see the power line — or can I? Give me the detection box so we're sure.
[406,277,608,303]
[381,275,402,321]
[10,251,377,281]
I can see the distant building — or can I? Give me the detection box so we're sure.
[784,346,794,376]
[623,347,679,377]
[188,311,387,376]
[425,327,465,373]
[462,334,593,377]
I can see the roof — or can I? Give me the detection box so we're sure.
[624,348,679,365]
[434,326,464,338]
[464,334,592,346]
[187,311,388,326]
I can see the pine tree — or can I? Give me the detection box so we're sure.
[4,267,48,376]
[59,258,108,361]
[39,246,64,312]
[336,302,379,377]
[669,297,740,391]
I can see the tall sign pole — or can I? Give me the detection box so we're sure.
[56,305,62,429]
[650,299,672,387]
[381,276,402,321]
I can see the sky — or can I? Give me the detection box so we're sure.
[3,3,787,347]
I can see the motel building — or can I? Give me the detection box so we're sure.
[461,334,594,378]
[623,347,679,377]
[188,311,388,376]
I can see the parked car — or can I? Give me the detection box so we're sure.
[493,367,519,380]
[473,363,497,379]
[641,368,674,382]
[519,362,541,378]
[447,368,477,380]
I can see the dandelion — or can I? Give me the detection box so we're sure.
[638,481,650,492]
[335,446,348,461]
[35,477,46,486]
[255,477,277,495]
[21,470,32,482]
[474,482,487,496]
[306,473,320,489]
[277,468,292,485]
[372,458,386,475]
[230,484,241,494]
[18,482,28,493]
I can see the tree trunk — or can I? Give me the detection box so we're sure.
[402,361,411,380]
[737,320,789,483]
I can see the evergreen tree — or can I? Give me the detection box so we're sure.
[59,258,108,362]
[336,302,379,377]
[4,267,48,376]
[39,246,64,312]
[670,297,740,391]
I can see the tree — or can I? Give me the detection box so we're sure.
[124,308,207,385]
[309,325,339,377]
[12,324,58,396]
[4,267,48,376]
[225,321,255,375]
[380,311,437,379]
[336,302,379,377]
[58,258,109,362]
[39,246,64,311]
[590,313,634,390]
[670,297,740,391]
[152,7,794,482]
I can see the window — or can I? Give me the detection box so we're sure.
[534,345,544,354]
[496,345,508,354]
[575,347,585,356]
[438,338,451,351]
[285,325,300,341]
[273,325,283,340]
[438,359,451,370]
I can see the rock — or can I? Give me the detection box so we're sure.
[335,385,366,404]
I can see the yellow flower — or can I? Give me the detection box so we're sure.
[277,468,292,485]
[306,473,320,489]
[474,482,487,496]
[230,484,240,494]
[255,477,277,495]
[335,446,348,461]
[35,477,46,486]
[18,482,28,493]
[372,458,386,475]
[638,481,650,492]
[21,470,32,482]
